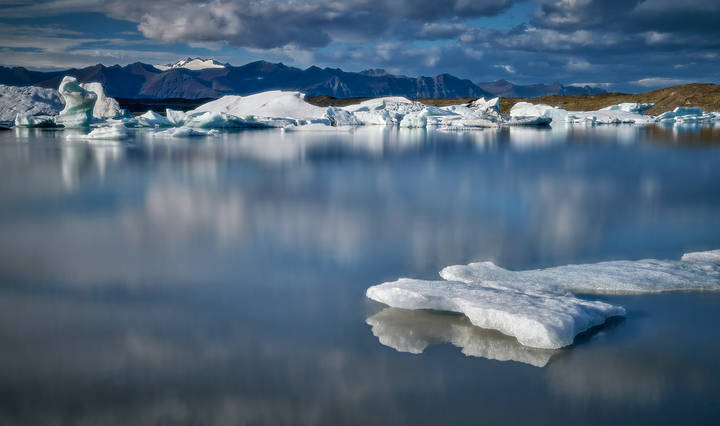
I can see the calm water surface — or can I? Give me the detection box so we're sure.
[0,125,719,425]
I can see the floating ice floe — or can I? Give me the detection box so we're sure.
[367,308,556,367]
[655,107,718,124]
[55,76,97,128]
[150,127,219,137]
[66,124,128,140]
[14,114,56,128]
[600,103,654,114]
[509,102,656,125]
[366,250,720,350]
[367,278,624,349]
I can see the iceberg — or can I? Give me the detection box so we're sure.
[367,250,720,350]
[0,84,64,122]
[367,278,624,349]
[79,82,126,119]
[55,76,97,128]
[366,308,556,367]
[191,91,328,120]
[510,101,656,125]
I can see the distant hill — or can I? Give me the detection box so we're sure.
[476,79,606,97]
[497,84,720,115]
[0,59,606,100]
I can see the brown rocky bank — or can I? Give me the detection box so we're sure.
[307,83,720,116]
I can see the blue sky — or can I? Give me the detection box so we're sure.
[1,0,718,92]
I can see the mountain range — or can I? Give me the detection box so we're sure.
[0,58,606,99]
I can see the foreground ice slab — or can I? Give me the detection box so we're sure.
[366,308,556,367]
[367,250,720,350]
[367,278,624,349]
[440,252,720,295]
[0,84,64,122]
[55,77,97,128]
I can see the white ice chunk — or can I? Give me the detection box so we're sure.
[366,308,556,367]
[440,251,720,295]
[469,97,501,116]
[600,103,654,114]
[66,124,128,140]
[399,110,429,128]
[325,106,362,126]
[55,76,97,128]
[150,127,219,137]
[135,110,173,128]
[510,102,556,119]
[367,278,624,349]
[14,113,56,127]
[165,109,188,126]
[0,84,64,122]
[79,82,126,118]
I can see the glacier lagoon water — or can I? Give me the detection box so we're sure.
[0,125,719,424]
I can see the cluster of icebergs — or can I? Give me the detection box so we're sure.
[366,250,720,350]
[3,76,720,139]
[509,101,720,126]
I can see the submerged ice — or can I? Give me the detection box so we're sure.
[366,250,720,350]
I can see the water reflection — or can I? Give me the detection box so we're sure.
[366,307,557,367]
[0,125,719,424]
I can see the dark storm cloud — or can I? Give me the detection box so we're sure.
[78,0,513,49]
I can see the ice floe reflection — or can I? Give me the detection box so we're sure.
[367,308,557,367]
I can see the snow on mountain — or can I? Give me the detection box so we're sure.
[154,58,227,71]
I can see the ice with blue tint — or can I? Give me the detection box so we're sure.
[367,278,625,349]
[55,77,97,128]
[440,253,720,295]
[367,250,720,349]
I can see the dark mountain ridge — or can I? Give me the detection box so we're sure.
[0,60,605,99]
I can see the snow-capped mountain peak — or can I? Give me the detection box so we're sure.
[154,58,226,71]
